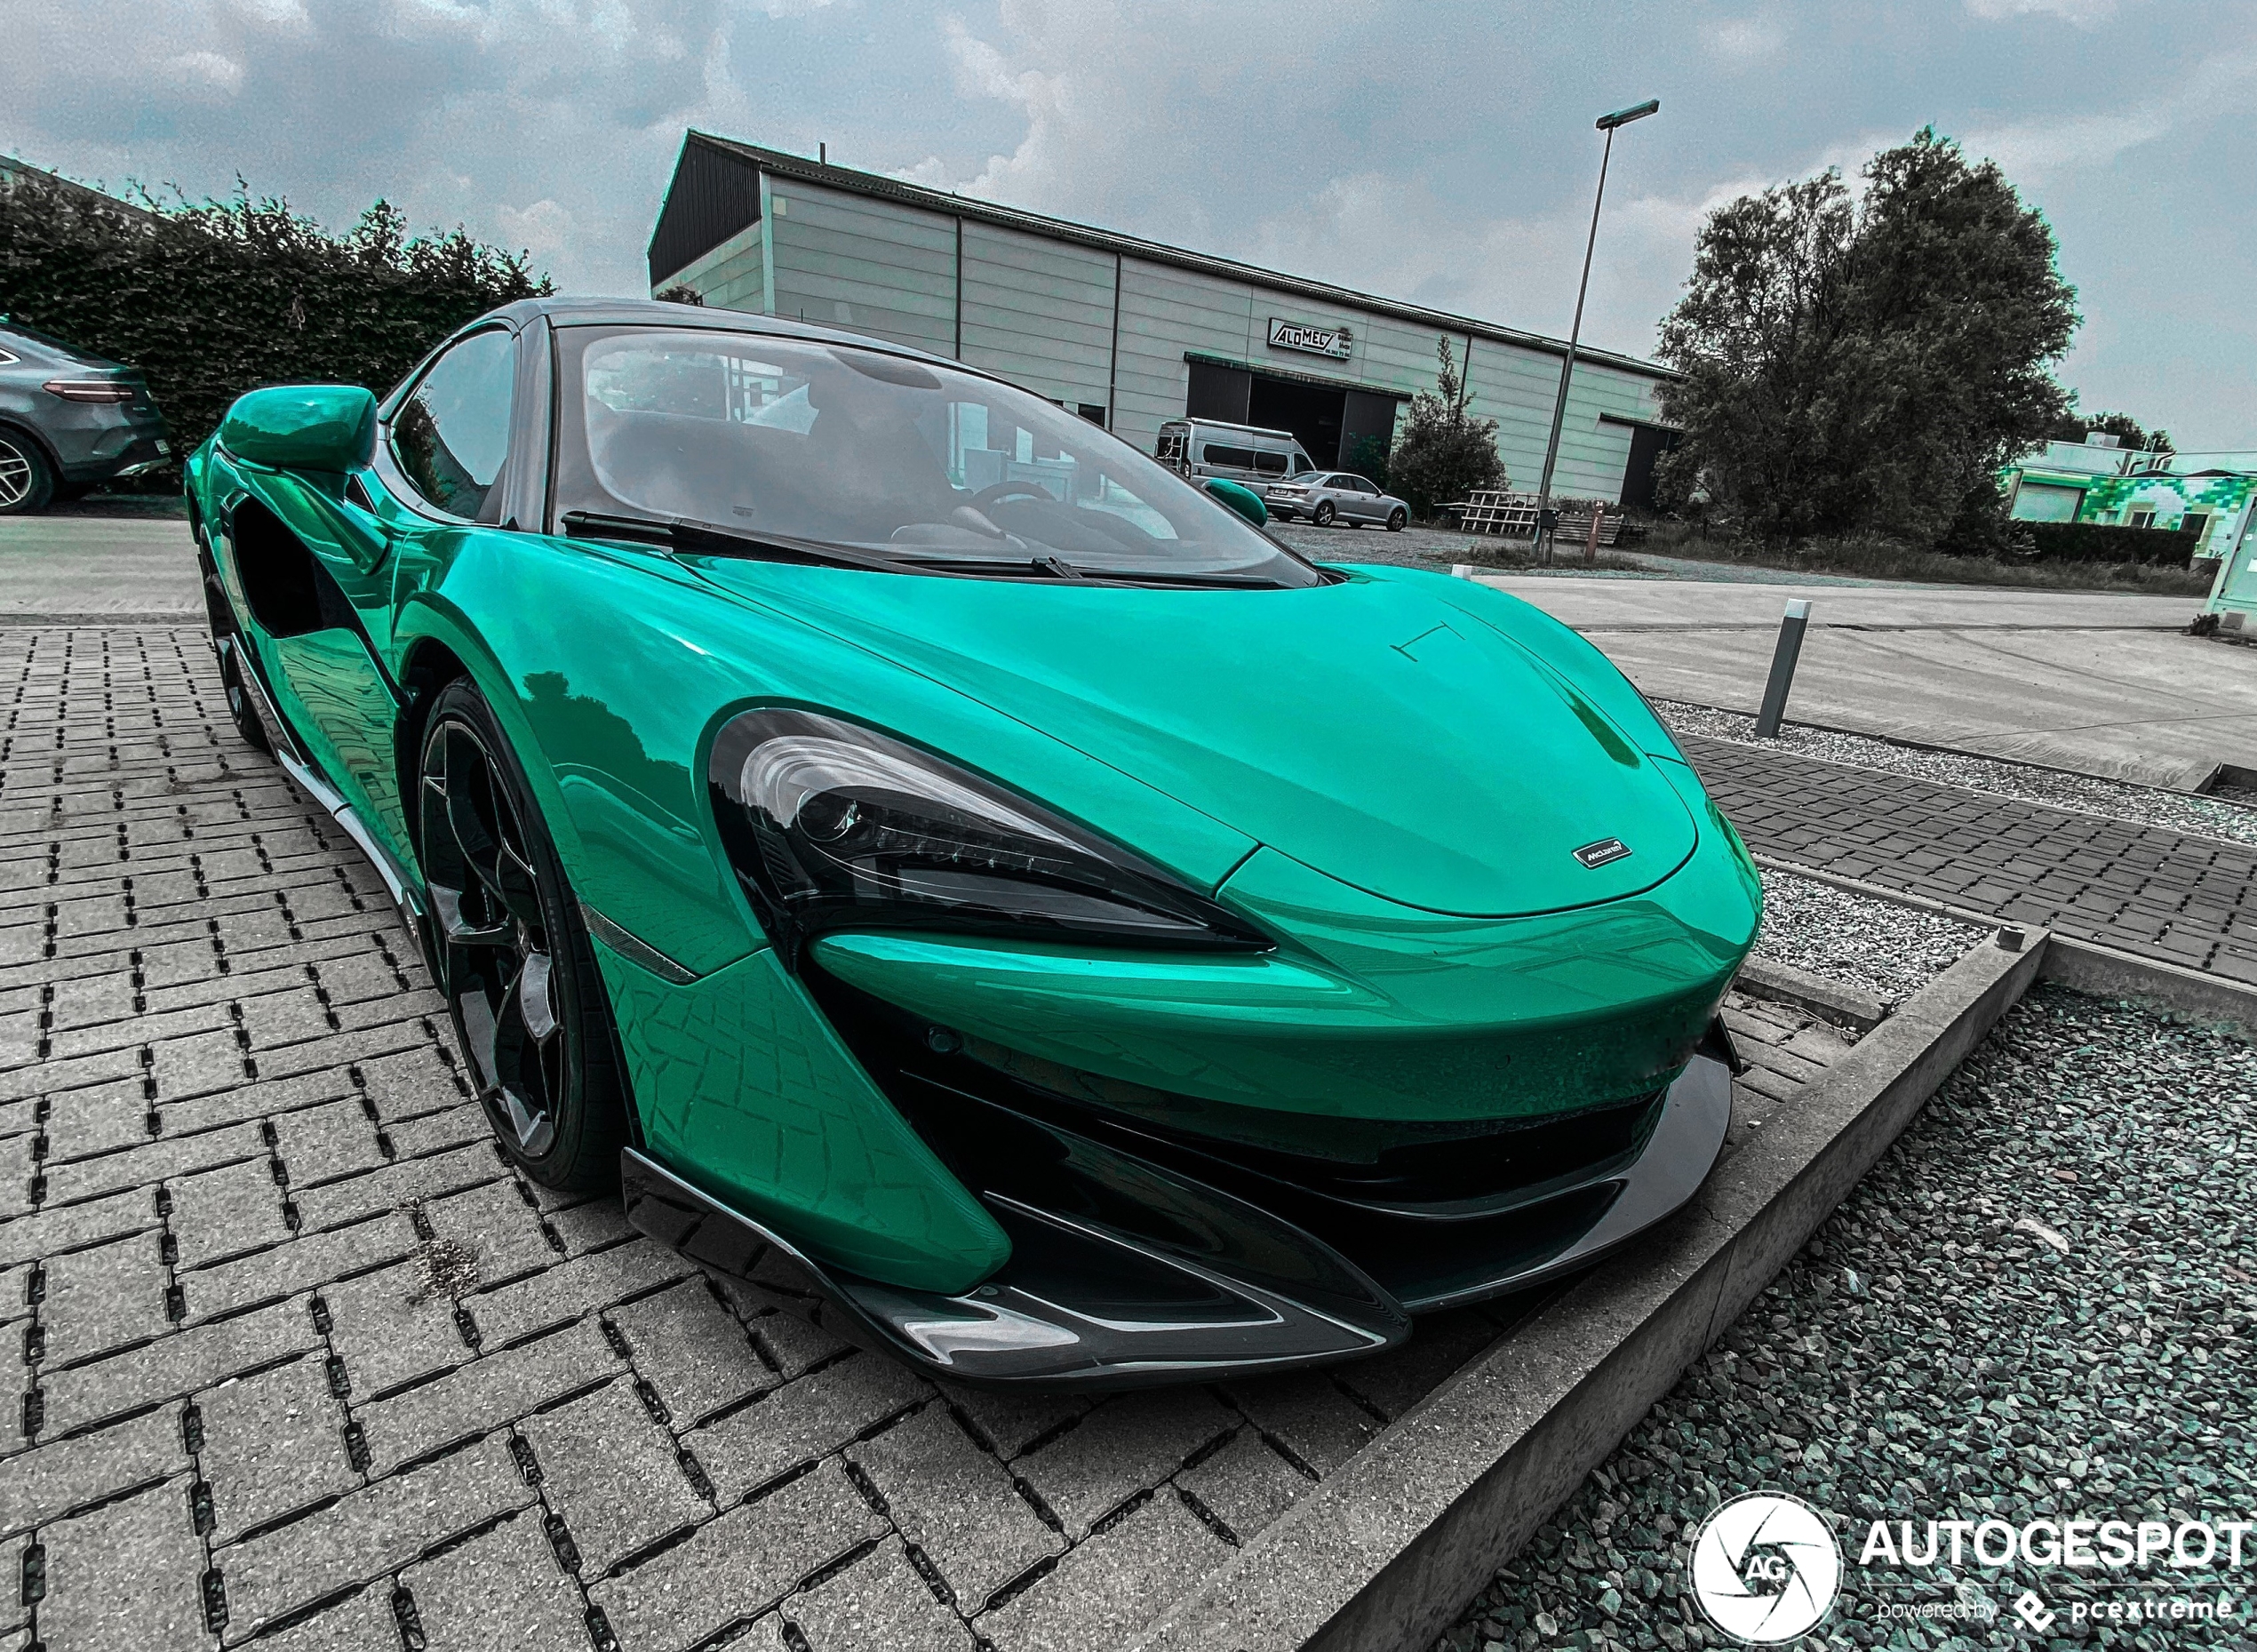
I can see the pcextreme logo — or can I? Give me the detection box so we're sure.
[1687,1492,1844,1643]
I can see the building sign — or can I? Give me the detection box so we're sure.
[1267,317,1353,360]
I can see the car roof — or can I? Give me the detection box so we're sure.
[0,320,118,368]
[483,296,963,366]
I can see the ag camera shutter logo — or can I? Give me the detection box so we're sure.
[1687,1492,1843,1642]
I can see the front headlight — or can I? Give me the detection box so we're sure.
[709,708,1270,960]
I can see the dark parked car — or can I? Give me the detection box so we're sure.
[0,321,171,514]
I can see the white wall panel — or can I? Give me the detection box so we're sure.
[960,222,1115,409]
[765,182,956,356]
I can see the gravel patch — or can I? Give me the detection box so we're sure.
[1439,986,2256,1650]
[1660,700,2257,850]
[1753,869,1980,1006]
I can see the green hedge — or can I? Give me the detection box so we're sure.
[2019,520,2200,568]
[0,170,546,467]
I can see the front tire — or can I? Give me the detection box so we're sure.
[1387,507,1408,532]
[0,431,53,515]
[1312,499,1336,527]
[418,678,627,1190]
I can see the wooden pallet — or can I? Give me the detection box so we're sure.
[1441,491,1626,547]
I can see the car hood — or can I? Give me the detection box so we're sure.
[683,559,1697,917]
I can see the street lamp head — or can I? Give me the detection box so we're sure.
[1596,99,1660,131]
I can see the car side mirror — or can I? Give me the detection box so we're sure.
[219,385,378,475]
[1202,476,1268,527]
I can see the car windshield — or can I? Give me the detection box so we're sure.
[555,327,1321,587]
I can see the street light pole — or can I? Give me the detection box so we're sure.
[1532,98,1657,564]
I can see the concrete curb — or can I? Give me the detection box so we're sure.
[1753,851,2257,1038]
[1734,954,1889,1032]
[1131,935,2042,1652]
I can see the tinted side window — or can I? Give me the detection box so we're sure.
[1252,451,1288,475]
[390,330,514,519]
[1202,443,1257,469]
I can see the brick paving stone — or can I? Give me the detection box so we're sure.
[544,1196,635,1257]
[1015,1390,1234,1539]
[36,1475,209,1652]
[1174,1426,1309,1543]
[687,1352,929,1506]
[787,1537,973,1652]
[849,1402,1062,1608]
[459,1238,688,1347]
[741,1296,855,1379]
[218,1433,534,1640]
[381,1101,490,1161]
[977,1488,1227,1652]
[516,1377,709,1576]
[201,1353,358,1544]
[40,1230,171,1365]
[352,1047,465,1115]
[1224,1371,1382,1476]
[935,1384,1091,1460]
[170,1155,293,1269]
[397,1506,586,1652]
[233,1581,397,1652]
[0,1402,183,1536]
[41,1121,264,1206]
[589,1458,883,1652]
[269,1098,389,1185]
[44,1077,156,1161]
[182,1211,417,1321]
[423,1177,556,1287]
[43,1297,319,1437]
[320,1257,475,1401]
[357,1318,619,1474]
[1682,733,2257,976]
[289,1145,500,1232]
[1335,1306,1505,1420]
[606,1278,772,1426]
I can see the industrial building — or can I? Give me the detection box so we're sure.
[646,133,1679,506]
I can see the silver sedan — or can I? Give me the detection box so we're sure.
[1261,471,1409,531]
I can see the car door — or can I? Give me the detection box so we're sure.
[1344,475,1381,523]
[251,325,518,869]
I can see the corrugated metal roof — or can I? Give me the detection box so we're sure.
[659,132,1674,382]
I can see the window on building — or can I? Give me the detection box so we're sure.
[1077,403,1106,427]
[2182,513,2212,545]
[2128,508,2157,530]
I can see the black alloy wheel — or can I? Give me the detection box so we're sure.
[216,639,274,756]
[418,678,626,1188]
[1312,499,1336,527]
[1387,507,1408,532]
[199,530,274,756]
[0,430,53,515]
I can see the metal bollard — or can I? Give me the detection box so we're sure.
[1752,598,1812,739]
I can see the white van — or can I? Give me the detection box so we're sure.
[1154,419,1318,488]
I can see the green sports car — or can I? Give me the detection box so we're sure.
[188,297,1759,1387]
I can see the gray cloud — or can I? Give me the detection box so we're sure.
[5,0,2252,445]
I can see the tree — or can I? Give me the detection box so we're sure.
[0,168,548,461]
[1656,129,2078,546]
[1387,339,1505,518]
[2050,410,2173,454]
[654,283,706,306]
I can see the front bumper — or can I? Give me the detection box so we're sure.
[622,1041,1731,1388]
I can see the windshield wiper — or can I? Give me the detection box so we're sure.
[1058,564,1291,588]
[560,510,906,575]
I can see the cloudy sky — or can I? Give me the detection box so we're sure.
[7,0,2253,446]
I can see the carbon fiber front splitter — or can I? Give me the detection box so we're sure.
[619,1049,1733,1389]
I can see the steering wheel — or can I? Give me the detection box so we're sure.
[969,482,1052,509]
